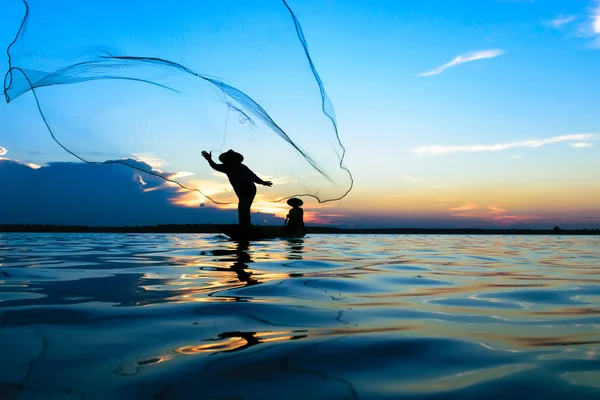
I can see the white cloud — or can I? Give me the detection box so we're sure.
[132,153,165,170]
[418,49,505,77]
[412,134,598,155]
[548,15,576,29]
[571,2,600,42]
[541,3,600,46]
[0,155,44,169]
[167,171,195,180]
[570,142,593,148]
[593,2,600,34]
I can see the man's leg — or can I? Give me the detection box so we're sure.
[237,187,257,227]
[238,200,251,227]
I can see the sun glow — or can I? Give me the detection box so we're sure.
[170,187,324,223]
[170,180,233,207]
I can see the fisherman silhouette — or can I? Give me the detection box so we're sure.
[202,149,272,227]
[284,197,305,233]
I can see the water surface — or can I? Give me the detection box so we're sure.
[1,233,599,399]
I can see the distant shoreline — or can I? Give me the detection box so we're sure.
[0,224,598,235]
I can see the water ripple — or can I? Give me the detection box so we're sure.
[0,233,599,399]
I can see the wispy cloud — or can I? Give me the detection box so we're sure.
[448,203,542,225]
[412,134,598,155]
[0,147,43,169]
[132,153,166,170]
[593,1,600,35]
[449,204,478,212]
[547,15,576,29]
[560,2,600,44]
[544,2,600,46]
[418,49,505,77]
[570,142,594,148]
[167,171,195,180]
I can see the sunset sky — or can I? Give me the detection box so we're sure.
[1,0,599,228]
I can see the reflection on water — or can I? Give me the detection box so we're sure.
[0,233,600,399]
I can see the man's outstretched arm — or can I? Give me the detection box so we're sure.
[252,172,273,186]
[201,151,226,173]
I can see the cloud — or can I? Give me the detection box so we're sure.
[544,2,600,46]
[412,133,599,155]
[0,149,43,168]
[574,2,600,40]
[593,1,600,35]
[418,49,505,77]
[167,171,195,180]
[559,2,600,43]
[0,159,282,226]
[548,15,576,29]
[448,203,543,226]
[319,208,559,229]
[25,163,42,169]
[449,204,478,212]
[132,153,166,170]
[570,142,594,148]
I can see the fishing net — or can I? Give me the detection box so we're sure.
[3,0,352,205]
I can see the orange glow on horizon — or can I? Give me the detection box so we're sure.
[170,184,326,223]
[169,179,234,207]
[447,203,545,225]
[160,174,600,226]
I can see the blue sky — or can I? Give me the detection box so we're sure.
[1,0,599,228]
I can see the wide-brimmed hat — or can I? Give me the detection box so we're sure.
[218,149,244,164]
[287,198,303,207]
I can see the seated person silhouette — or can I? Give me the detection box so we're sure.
[284,198,305,232]
[201,149,272,227]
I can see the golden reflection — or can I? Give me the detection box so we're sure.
[176,330,306,355]
[136,355,173,366]
[529,307,600,316]
[118,330,307,375]
[155,239,304,303]
[115,354,175,376]
[177,337,249,354]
